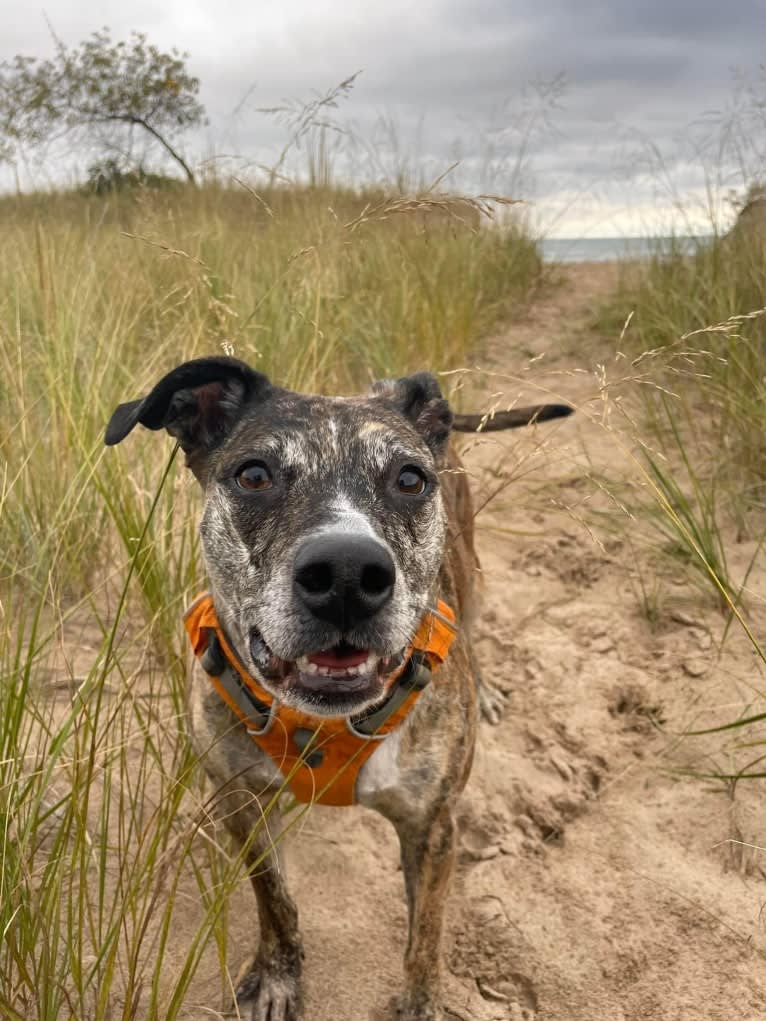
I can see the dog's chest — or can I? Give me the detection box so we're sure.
[355,728,404,803]
[355,717,442,819]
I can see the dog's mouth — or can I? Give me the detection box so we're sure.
[249,630,404,710]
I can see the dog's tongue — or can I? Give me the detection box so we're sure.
[308,646,370,670]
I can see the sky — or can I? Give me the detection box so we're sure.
[1,0,764,236]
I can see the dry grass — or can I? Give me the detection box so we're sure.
[0,179,542,1020]
[588,222,766,791]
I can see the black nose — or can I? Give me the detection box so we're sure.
[293,534,395,631]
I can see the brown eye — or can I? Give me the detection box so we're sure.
[236,462,273,491]
[397,466,427,495]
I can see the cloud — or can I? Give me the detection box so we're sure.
[1,0,763,234]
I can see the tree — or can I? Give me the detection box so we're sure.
[0,28,205,184]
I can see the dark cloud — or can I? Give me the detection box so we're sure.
[1,0,763,234]
[449,0,762,44]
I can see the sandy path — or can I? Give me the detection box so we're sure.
[186,264,766,1020]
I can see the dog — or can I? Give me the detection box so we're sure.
[105,356,571,1021]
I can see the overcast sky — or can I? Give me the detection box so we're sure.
[2,1,764,235]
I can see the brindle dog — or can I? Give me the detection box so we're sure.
[105,357,571,1021]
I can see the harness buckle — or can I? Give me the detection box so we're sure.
[400,652,432,691]
[202,631,273,734]
[200,632,226,677]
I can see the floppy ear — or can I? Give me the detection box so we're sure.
[104,356,271,453]
[374,372,453,454]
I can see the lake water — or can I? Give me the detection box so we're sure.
[541,236,708,263]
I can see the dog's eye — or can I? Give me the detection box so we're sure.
[236,461,273,491]
[397,466,427,495]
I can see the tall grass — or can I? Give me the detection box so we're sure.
[0,180,541,1018]
[0,183,541,590]
[593,190,766,792]
[596,217,766,602]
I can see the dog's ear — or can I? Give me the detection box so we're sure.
[105,356,271,453]
[373,372,453,454]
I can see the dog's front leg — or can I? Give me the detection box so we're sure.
[216,785,304,1021]
[393,804,456,1021]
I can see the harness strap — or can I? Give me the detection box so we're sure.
[200,635,272,731]
[184,593,457,807]
[349,653,432,737]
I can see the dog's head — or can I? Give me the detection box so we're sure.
[106,357,453,717]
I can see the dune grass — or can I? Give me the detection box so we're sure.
[0,180,542,1019]
[596,223,766,609]
[592,214,766,791]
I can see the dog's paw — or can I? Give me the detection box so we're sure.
[234,954,303,1021]
[478,680,509,726]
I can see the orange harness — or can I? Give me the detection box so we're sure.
[184,593,457,807]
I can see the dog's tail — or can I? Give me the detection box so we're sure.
[452,403,573,432]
